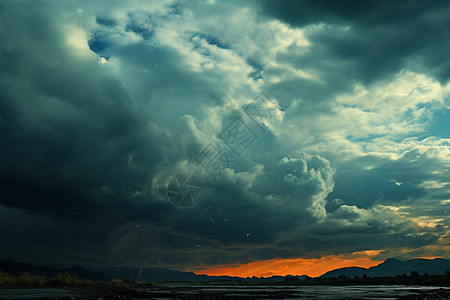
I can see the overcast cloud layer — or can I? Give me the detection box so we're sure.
[1,0,449,271]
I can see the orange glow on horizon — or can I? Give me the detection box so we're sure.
[195,251,383,278]
[416,256,443,260]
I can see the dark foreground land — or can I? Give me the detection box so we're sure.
[2,284,450,299]
[1,271,450,299]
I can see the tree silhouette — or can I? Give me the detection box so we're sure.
[410,270,419,278]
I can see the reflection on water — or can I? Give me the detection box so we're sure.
[1,285,449,299]
[152,285,450,300]
[0,288,74,299]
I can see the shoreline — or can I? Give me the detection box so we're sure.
[2,283,450,299]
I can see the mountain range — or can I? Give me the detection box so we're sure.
[1,258,449,282]
[0,259,300,282]
[320,258,450,278]
[0,259,110,282]
[94,265,300,282]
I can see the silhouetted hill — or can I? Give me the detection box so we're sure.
[0,259,110,282]
[0,259,56,278]
[95,265,304,282]
[321,266,368,278]
[59,266,111,282]
[321,258,450,278]
[10,257,448,283]
[0,259,303,283]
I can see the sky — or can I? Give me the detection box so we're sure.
[0,0,449,278]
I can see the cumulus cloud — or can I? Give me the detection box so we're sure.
[1,0,449,271]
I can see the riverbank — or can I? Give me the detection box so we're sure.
[2,283,450,299]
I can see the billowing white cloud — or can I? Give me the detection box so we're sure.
[0,0,449,270]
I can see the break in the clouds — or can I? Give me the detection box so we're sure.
[0,0,449,272]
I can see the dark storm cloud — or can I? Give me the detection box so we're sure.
[0,1,185,266]
[0,0,265,268]
[0,4,152,218]
[1,0,449,272]
[259,0,450,84]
